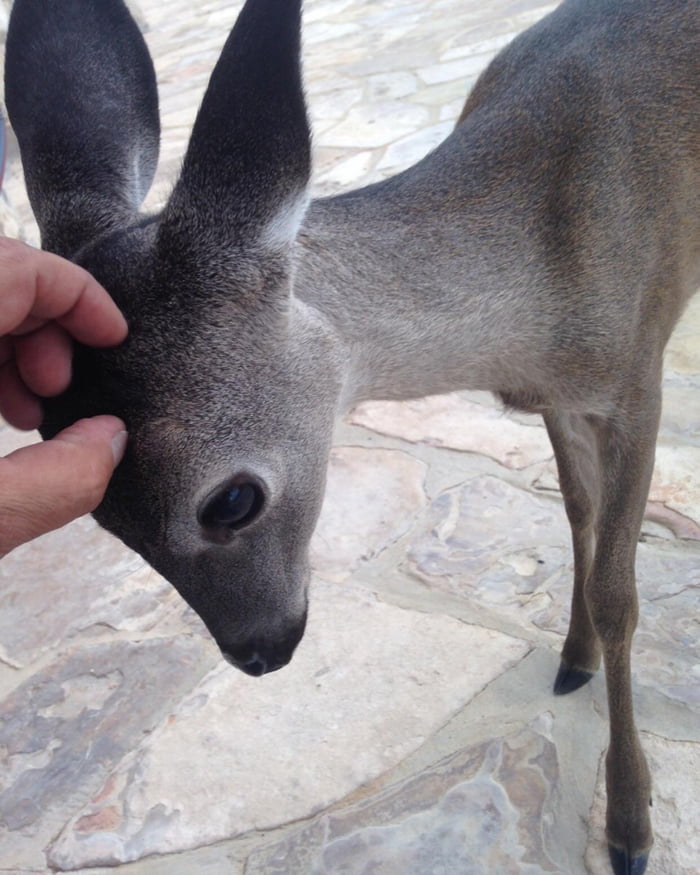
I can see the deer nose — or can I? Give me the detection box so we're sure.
[220,640,293,676]
[221,646,275,676]
[219,619,306,677]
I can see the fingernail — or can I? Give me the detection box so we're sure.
[111,430,128,466]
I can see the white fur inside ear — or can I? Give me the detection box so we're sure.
[259,190,310,252]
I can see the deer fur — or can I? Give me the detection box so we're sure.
[4,0,699,872]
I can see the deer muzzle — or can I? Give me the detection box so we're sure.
[218,613,307,677]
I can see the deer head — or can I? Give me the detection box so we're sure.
[5,0,344,675]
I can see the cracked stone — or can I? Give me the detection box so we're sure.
[418,53,495,85]
[664,297,700,375]
[310,446,428,583]
[586,733,700,875]
[407,476,700,706]
[0,515,177,665]
[47,580,529,868]
[351,394,553,469]
[407,475,571,627]
[650,444,700,528]
[0,637,215,870]
[247,722,568,874]
[376,122,456,172]
[322,102,431,149]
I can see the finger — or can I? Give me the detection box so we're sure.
[0,238,128,345]
[0,415,127,557]
[0,360,43,430]
[14,324,73,397]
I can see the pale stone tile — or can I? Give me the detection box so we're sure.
[376,121,456,172]
[310,87,365,124]
[511,2,560,27]
[303,0,355,25]
[310,446,428,582]
[48,580,529,868]
[659,383,700,441]
[0,516,173,665]
[632,544,700,708]
[307,73,359,96]
[441,32,517,62]
[367,71,419,102]
[410,80,473,109]
[650,444,700,527]
[322,102,431,149]
[441,97,470,122]
[442,17,521,58]
[535,454,700,541]
[407,475,571,631]
[665,295,700,375]
[0,422,36,455]
[247,723,565,874]
[160,105,199,131]
[351,394,553,470]
[304,21,362,46]
[0,638,215,872]
[408,476,700,704]
[313,150,376,192]
[418,53,493,86]
[586,733,700,875]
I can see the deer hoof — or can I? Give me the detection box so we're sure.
[608,844,649,875]
[552,661,595,695]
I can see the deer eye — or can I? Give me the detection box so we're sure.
[199,481,265,536]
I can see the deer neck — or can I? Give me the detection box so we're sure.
[295,148,546,412]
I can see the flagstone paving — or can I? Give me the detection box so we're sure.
[0,1,698,873]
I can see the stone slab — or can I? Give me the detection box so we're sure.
[351,394,553,470]
[586,733,700,875]
[0,515,184,668]
[310,446,428,583]
[650,444,700,528]
[406,475,571,630]
[247,720,571,874]
[407,476,700,707]
[48,580,529,869]
[0,638,215,871]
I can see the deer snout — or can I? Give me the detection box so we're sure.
[218,613,307,677]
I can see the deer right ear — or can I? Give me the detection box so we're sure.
[158,0,311,259]
[4,0,160,258]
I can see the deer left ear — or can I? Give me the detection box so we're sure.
[159,0,310,255]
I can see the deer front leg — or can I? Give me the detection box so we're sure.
[584,393,660,875]
[544,411,602,694]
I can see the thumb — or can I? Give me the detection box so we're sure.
[0,416,127,557]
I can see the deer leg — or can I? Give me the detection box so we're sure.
[544,410,602,694]
[584,386,660,875]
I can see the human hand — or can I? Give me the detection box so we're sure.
[0,237,128,556]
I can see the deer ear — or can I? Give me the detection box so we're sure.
[4,0,160,258]
[158,0,311,257]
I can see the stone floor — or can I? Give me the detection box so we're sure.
[0,1,698,873]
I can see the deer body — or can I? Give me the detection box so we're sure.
[298,38,699,412]
[4,0,699,873]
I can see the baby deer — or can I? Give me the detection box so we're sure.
[5,0,698,872]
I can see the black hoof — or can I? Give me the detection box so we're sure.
[608,845,650,875]
[553,661,595,695]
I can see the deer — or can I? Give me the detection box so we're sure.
[4,0,699,872]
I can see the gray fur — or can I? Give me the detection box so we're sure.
[4,0,699,872]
